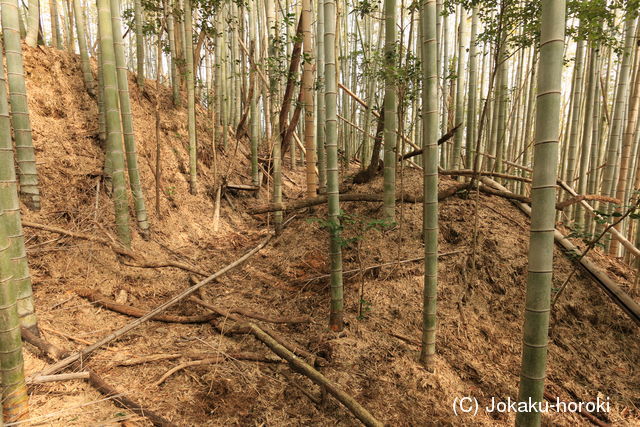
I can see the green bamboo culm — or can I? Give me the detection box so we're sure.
[134,0,145,86]
[73,0,96,96]
[97,0,132,247]
[418,0,438,371]
[464,7,478,170]
[316,0,326,193]
[109,0,149,238]
[1,0,41,211]
[183,0,197,194]
[49,0,63,49]
[0,211,28,421]
[324,0,344,332]
[516,0,565,425]
[0,49,38,333]
[382,0,397,222]
[165,0,180,107]
[25,0,39,47]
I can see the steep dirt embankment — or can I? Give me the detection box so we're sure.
[16,45,640,426]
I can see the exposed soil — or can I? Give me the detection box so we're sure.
[19,45,640,426]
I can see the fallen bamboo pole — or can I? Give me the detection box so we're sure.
[481,177,640,326]
[248,324,383,427]
[29,234,274,379]
[249,182,471,214]
[557,179,640,259]
[28,372,90,384]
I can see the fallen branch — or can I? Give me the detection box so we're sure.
[28,372,90,384]
[21,329,174,426]
[440,169,532,183]
[115,351,281,367]
[399,123,462,160]
[30,233,274,379]
[247,321,383,426]
[21,326,67,360]
[295,250,464,285]
[76,289,218,323]
[557,179,640,258]
[88,370,176,426]
[226,183,259,192]
[249,182,471,214]
[192,292,382,426]
[543,391,610,427]
[22,221,208,276]
[190,297,323,365]
[555,194,621,211]
[154,352,281,386]
[231,307,311,324]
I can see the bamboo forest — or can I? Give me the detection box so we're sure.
[0,0,637,424]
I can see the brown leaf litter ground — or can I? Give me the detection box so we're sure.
[16,44,640,425]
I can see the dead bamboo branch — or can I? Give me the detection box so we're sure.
[555,194,621,211]
[28,372,90,384]
[77,289,219,323]
[21,326,68,360]
[557,179,640,258]
[88,370,177,426]
[29,234,274,379]
[154,352,281,386]
[399,123,462,160]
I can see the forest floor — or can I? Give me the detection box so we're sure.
[17,44,640,426]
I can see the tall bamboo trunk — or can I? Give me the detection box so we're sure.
[0,210,28,421]
[0,45,37,333]
[302,0,316,198]
[134,0,144,85]
[464,8,478,170]
[97,0,131,246]
[324,0,344,332]
[25,0,39,46]
[182,0,197,194]
[109,0,149,237]
[419,0,438,371]
[72,0,95,96]
[49,0,62,48]
[516,1,565,425]
[1,0,41,211]
[316,0,326,192]
[382,0,397,222]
